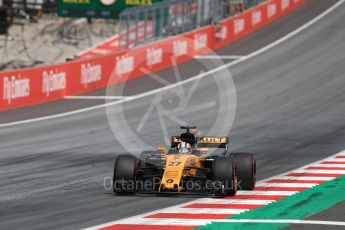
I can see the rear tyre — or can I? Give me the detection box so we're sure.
[212,157,237,196]
[231,153,256,190]
[113,155,138,194]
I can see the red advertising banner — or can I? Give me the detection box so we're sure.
[0,0,305,111]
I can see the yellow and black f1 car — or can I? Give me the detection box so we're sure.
[113,126,256,196]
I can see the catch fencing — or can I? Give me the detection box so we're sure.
[118,0,267,48]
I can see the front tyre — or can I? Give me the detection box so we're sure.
[113,155,138,194]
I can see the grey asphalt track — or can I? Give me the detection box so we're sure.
[1,0,344,229]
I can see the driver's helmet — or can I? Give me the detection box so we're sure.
[177,142,192,154]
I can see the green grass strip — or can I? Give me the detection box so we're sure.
[198,174,345,230]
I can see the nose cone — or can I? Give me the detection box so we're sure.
[160,155,189,191]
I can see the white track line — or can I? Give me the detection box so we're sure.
[236,191,298,196]
[315,164,345,167]
[272,176,335,181]
[216,219,345,226]
[155,208,249,214]
[194,55,246,60]
[256,183,318,188]
[1,0,344,128]
[183,219,345,226]
[64,96,131,100]
[113,218,213,226]
[322,158,345,162]
[294,169,345,174]
[196,199,273,205]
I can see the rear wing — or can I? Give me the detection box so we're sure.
[171,136,229,149]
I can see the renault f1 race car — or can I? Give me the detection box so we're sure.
[113,126,256,196]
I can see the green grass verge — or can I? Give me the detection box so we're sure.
[198,174,345,230]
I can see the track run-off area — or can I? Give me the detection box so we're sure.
[86,150,345,230]
[1,0,345,229]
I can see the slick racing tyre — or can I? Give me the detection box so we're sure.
[113,155,138,194]
[212,156,237,196]
[231,153,256,190]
